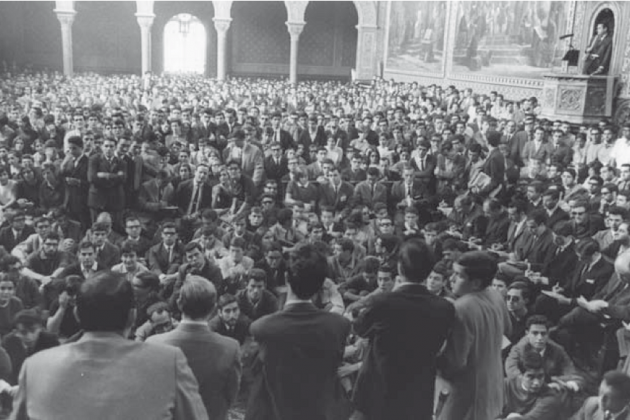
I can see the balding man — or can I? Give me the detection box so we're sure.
[148,276,241,420]
[10,271,208,420]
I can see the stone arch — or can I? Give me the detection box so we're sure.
[586,2,624,74]
[353,1,377,28]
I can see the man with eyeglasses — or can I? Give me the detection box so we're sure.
[21,231,69,288]
[115,216,151,258]
[568,200,606,241]
[147,222,184,286]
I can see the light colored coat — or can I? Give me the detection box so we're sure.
[10,331,208,420]
[438,288,511,420]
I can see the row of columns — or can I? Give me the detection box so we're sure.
[53,8,372,83]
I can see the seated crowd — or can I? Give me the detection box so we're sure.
[0,68,630,419]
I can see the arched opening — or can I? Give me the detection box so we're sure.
[593,8,614,35]
[299,1,357,80]
[163,13,207,74]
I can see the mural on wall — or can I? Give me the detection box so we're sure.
[385,1,447,75]
[451,1,569,79]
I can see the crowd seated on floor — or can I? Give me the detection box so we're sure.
[0,66,630,419]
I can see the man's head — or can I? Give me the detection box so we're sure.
[76,271,135,333]
[217,294,240,327]
[450,251,497,297]
[13,309,44,350]
[246,269,267,303]
[426,260,449,294]
[177,275,216,321]
[161,222,178,246]
[120,241,139,270]
[518,350,547,395]
[599,371,630,414]
[184,242,205,270]
[397,238,435,285]
[286,243,328,300]
[526,315,550,351]
[507,281,530,315]
[377,263,396,293]
[526,210,548,237]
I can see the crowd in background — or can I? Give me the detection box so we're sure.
[0,67,630,419]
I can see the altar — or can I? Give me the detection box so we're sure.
[539,73,618,125]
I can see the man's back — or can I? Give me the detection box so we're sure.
[148,322,240,420]
[11,332,208,420]
[353,284,455,420]
[246,302,350,420]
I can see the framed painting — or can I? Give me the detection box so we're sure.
[384,1,448,77]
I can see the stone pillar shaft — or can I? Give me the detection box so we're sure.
[136,14,155,75]
[55,10,76,76]
[286,22,305,85]
[213,18,232,80]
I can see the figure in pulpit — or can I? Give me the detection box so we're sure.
[583,22,613,75]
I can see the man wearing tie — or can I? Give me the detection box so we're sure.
[270,112,295,151]
[176,164,213,218]
[583,22,613,76]
[87,137,127,229]
[147,222,184,286]
[318,166,354,220]
[60,136,90,230]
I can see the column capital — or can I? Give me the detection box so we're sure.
[54,9,76,26]
[285,21,305,39]
[212,17,233,34]
[135,13,155,30]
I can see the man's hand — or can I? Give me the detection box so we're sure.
[58,291,71,310]
[577,297,608,313]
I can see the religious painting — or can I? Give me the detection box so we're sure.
[385,1,448,76]
[450,1,570,79]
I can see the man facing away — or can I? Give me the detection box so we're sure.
[10,271,208,420]
[245,242,351,420]
[148,275,241,420]
[350,238,455,420]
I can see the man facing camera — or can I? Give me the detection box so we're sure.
[10,271,208,420]
[245,243,351,420]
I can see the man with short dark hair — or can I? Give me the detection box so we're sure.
[148,276,241,420]
[209,294,250,345]
[246,243,350,420]
[574,371,630,419]
[11,271,208,420]
[351,239,455,420]
[235,268,278,321]
[171,242,224,308]
[500,350,563,420]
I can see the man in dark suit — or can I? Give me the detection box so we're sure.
[351,238,455,420]
[0,210,34,253]
[147,222,184,283]
[60,135,90,229]
[209,294,251,345]
[583,22,613,75]
[90,222,121,269]
[503,119,531,169]
[245,243,350,420]
[543,189,570,231]
[352,167,388,210]
[87,137,127,228]
[10,270,208,420]
[318,166,354,220]
[297,116,327,149]
[176,164,213,218]
[410,140,436,195]
[390,165,426,214]
[270,112,295,151]
[148,276,241,420]
[191,108,217,144]
[264,142,289,183]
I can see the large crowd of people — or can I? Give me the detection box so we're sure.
[0,67,629,419]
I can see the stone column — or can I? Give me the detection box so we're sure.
[54,10,76,76]
[136,14,155,75]
[286,21,305,85]
[213,18,232,80]
[355,24,378,81]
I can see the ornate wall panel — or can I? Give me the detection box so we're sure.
[232,1,289,65]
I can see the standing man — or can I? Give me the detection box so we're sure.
[438,251,512,420]
[351,238,455,420]
[245,243,350,420]
[148,276,241,420]
[87,137,127,228]
[583,22,613,76]
[10,271,208,420]
[60,135,90,230]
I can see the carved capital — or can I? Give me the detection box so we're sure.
[212,18,233,35]
[136,14,155,31]
[285,21,305,39]
[54,10,76,27]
